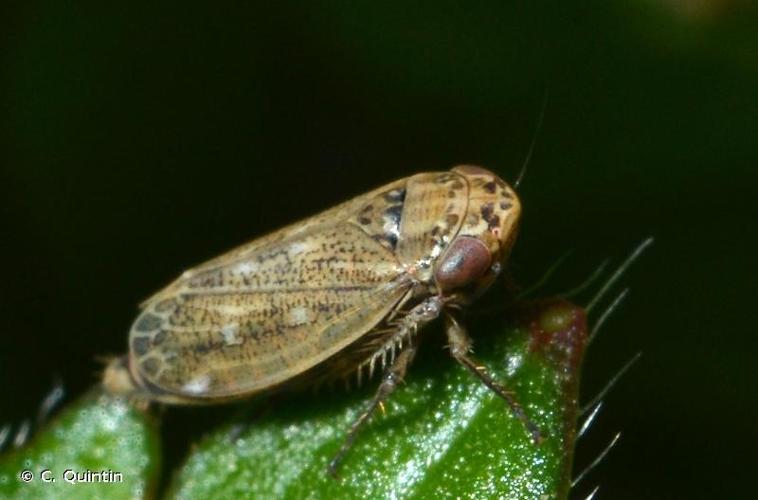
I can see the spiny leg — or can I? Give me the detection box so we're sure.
[444,312,542,443]
[328,342,417,477]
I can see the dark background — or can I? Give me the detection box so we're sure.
[1,2,756,498]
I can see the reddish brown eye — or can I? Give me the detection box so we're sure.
[435,236,492,291]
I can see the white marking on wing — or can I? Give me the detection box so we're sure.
[220,323,243,346]
[288,241,310,256]
[234,261,259,274]
[182,374,211,395]
[288,306,310,325]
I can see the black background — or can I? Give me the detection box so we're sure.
[2,2,756,498]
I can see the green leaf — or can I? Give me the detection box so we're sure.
[0,392,161,500]
[0,299,587,500]
[168,300,587,499]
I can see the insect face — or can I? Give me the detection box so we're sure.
[434,165,521,302]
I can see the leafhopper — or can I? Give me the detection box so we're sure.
[104,165,538,472]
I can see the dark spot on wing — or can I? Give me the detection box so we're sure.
[194,343,212,355]
[132,336,151,356]
[141,357,161,376]
[483,181,497,194]
[135,313,162,333]
[384,204,403,226]
[154,299,177,313]
[385,232,399,249]
[500,201,513,210]
[153,330,167,345]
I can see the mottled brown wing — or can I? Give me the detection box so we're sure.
[143,178,408,305]
[128,185,413,401]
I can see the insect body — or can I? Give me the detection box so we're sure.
[104,165,537,471]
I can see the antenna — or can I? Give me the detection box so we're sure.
[513,88,549,189]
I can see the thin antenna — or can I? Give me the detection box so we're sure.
[581,352,642,415]
[572,432,621,487]
[514,88,549,189]
[587,237,654,313]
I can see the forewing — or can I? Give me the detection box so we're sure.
[145,178,407,299]
[128,192,412,401]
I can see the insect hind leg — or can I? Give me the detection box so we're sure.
[328,341,417,477]
[328,296,442,475]
[444,312,542,444]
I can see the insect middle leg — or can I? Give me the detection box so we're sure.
[328,342,417,477]
[444,312,542,444]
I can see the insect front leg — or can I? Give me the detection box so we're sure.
[444,312,542,444]
[328,341,417,477]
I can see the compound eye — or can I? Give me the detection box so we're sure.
[435,236,492,291]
